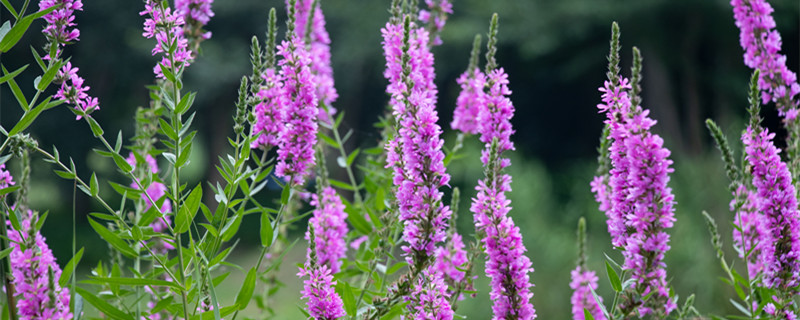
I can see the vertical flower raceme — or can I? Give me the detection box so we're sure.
[470,67,536,320]
[450,68,486,135]
[297,264,346,320]
[418,0,452,46]
[140,0,193,79]
[38,0,83,51]
[175,0,214,43]
[306,186,349,273]
[570,267,606,320]
[54,62,99,119]
[597,76,677,315]
[275,35,319,186]
[731,0,800,118]
[730,185,767,277]
[289,0,338,112]
[8,210,72,320]
[433,232,469,299]
[403,270,454,320]
[742,125,800,291]
[251,68,285,149]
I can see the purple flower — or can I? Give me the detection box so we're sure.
[126,152,174,255]
[140,0,193,79]
[297,264,346,320]
[450,68,486,135]
[8,210,72,320]
[570,267,606,320]
[403,270,453,320]
[382,18,450,266]
[730,185,767,277]
[433,232,468,284]
[175,0,214,39]
[731,0,800,119]
[469,67,536,320]
[597,77,677,315]
[742,125,800,290]
[251,68,285,149]
[0,164,15,189]
[418,0,452,46]
[288,0,338,111]
[54,62,99,119]
[306,186,349,273]
[275,35,319,186]
[38,0,83,50]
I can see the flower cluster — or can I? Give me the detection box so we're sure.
[730,185,766,277]
[54,62,99,119]
[140,0,193,78]
[0,164,15,189]
[450,68,486,135]
[570,267,606,320]
[38,0,83,49]
[596,77,676,315]
[383,18,451,265]
[433,232,468,289]
[306,186,349,273]
[250,69,285,149]
[418,0,452,46]
[274,35,319,186]
[742,126,800,290]
[8,210,72,320]
[468,68,536,320]
[297,264,346,320]
[290,0,338,110]
[403,270,454,320]
[175,0,214,41]
[731,0,800,118]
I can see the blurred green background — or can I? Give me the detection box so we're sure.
[2,0,799,318]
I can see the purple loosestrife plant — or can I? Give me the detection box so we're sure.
[289,0,338,111]
[8,210,72,320]
[251,68,286,149]
[306,186,349,273]
[140,0,193,79]
[383,15,451,269]
[570,218,606,320]
[730,185,766,277]
[419,0,452,46]
[275,34,319,186]
[403,269,454,320]
[125,153,174,255]
[297,263,346,320]
[38,0,83,53]
[596,50,677,315]
[0,164,14,189]
[175,0,214,44]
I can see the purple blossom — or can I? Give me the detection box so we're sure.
[306,186,349,273]
[418,0,452,46]
[730,185,766,277]
[275,35,319,186]
[597,77,677,315]
[54,62,99,119]
[589,175,611,214]
[38,0,83,50]
[402,270,453,320]
[742,125,800,290]
[469,68,536,319]
[0,164,15,189]
[8,210,72,320]
[570,267,606,320]
[433,232,468,284]
[382,19,450,265]
[140,0,193,79]
[731,0,800,119]
[251,68,285,149]
[450,68,486,135]
[297,264,346,320]
[289,0,338,111]
[175,0,214,40]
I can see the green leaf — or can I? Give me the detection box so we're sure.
[88,218,137,258]
[0,247,13,261]
[36,60,62,91]
[605,261,622,292]
[220,212,243,242]
[280,183,292,205]
[0,15,33,52]
[175,91,196,114]
[175,184,202,234]
[59,247,84,287]
[86,116,104,137]
[3,64,27,110]
[89,172,99,197]
[318,132,339,148]
[112,154,134,173]
[0,63,26,85]
[0,2,18,19]
[75,287,134,320]
[346,205,371,234]
[0,185,20,196]
[584,308,595,320]
[8,96,54,136]
[235,268,257,310]
[88,276,179,289]
[386,262,407,275]
[159,62,177,84]
[260,210,274,247]
[338,282,356,316]
[346,148,360,167]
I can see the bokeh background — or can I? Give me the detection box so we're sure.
[2,0,799,318]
